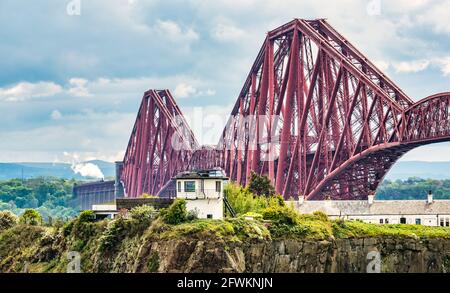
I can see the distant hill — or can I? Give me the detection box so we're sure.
[0,160,449,181]
[385,161,450,180]
[0,160,115,180]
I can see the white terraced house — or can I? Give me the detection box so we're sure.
[294,192,450,226]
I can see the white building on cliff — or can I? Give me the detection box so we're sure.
[294,192,450,226]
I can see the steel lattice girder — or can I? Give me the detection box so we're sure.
[121,89,199,197]
[120,19,450,200]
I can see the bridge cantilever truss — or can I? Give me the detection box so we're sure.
[121,19,450,200]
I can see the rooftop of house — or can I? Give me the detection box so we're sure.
[294,198,450,216]
[173,168,229,180]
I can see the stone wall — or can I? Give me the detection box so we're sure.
[116,198,173,210]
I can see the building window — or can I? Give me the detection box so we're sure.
[207,214,213,219]
[177,181,181,192]
[379,219,383,224]
[446,218,450,227]
[385,219,389,224]
[440,218,445,226]
[215,181,221,192]
[184,181,196,192]
[400,217,406,224]
[415,218,421,225]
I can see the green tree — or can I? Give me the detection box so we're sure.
[247,171,276,197]
[160,199,187,225]
[19,209,42,225]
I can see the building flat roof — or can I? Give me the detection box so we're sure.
[173,169,229,180]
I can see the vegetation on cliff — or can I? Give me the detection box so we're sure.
[0,174,449,272]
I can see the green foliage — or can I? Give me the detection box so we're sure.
[225,183,285,216]
[160,218,271,241]
[99,207,158,253]
[19,209,42,225]
[376,178,450,200]
[226,218,271,240]
[160,199,187,225]
[63,220,75,237]
[312,211,329,222]
[78,210,96,223]
[332,220,450,238]
[0,211,18,231]
[147,252,160,272]
[247,171,276,197]
[240,212,263,220]
[130,205,157,223]
[0,177,79,221]
[68,212,103,243]
[262,205,299,225]
[99,217,127,252]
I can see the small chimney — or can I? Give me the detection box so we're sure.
[368,194,374,205]
[298,195,305,205]
[427,190,433,204]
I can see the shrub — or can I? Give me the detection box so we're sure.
[63,220,75,237]
[225,183,285,216]
[262,205,299,225]
[0,211,18,231]
[98,217,127,252]
[248,171,276,197]
[240,212,263,220]
[312,211,329,222]
[160,199,187,225]
[147,252,160,272]
[130,205,157,223]
[19,209,42,225]
[78,210,96,223]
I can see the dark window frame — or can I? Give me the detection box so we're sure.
[184,181,196,192]
[215,181,221,192]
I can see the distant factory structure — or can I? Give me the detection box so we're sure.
[73,161,124,210]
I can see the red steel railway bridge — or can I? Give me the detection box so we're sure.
[116,19,450,201]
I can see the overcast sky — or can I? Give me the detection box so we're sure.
[0,0,449,163]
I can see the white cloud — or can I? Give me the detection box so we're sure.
[211,22,245,42]
[373,60,390,72]
[393,59,430,73]
[435,56,450,76]
[0,81,62,102]
[155,19,199,43]
[174,83,197,98]
[416,1,450,34]
[71,162,104,179]
[51,110,62,120]
[68,78,90,97]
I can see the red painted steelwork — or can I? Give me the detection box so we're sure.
[121,19,450,200]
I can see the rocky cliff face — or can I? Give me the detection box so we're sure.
[128,237,449,273]
[1,222,449,273]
